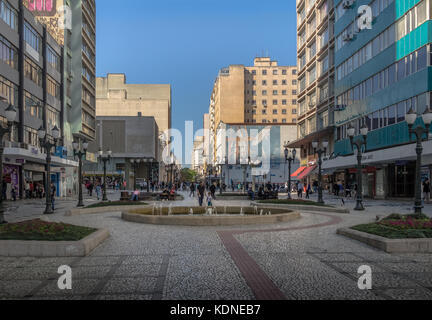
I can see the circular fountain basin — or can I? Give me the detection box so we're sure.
[121,206,300,226]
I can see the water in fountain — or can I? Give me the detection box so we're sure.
[189,208,193,216]
[240,207,244,216]
[224,206,227,214]
[260,209,264,216]
[207,208,213,216]
[214,207,218,215]
[254,206,258,215]
[168,204,173,216]
[152,203,156,215]
[159,203,163,216]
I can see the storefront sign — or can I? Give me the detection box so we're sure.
[16,159,25,164]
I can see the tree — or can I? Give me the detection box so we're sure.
[181,168,197,183]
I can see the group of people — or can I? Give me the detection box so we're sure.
[188,182,215,207]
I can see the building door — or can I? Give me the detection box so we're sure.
[388,163,415,197]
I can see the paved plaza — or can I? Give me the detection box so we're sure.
[0,191,432,300]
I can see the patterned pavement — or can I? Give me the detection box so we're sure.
[0,191,431,300]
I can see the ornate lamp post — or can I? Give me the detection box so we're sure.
[73,139,89,207]
[405,107,432,214]
[217,157,223,195]
[98,149,112,201]
[0,104,17,224]
[130,158,141,190]
[38,125,61,215]
[284,143,297,200]
[347,123,369,211]
[312,140,328,204]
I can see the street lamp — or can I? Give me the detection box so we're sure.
[38,125,61,214]
[73,139,89,207]
[130,158,141,190]
[0,104,17,224]
[347,122,369,211]
[405,106,432,214]
[98,149,112,201]
[284,143,297,200]
[312,140,328,204]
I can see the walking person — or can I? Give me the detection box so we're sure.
[50,183,56,211]
[189,183,196,198]
[306,183,311,199]
[423,178,431,204]
[210,183,216,200]
[297,181,303,198]
[206,192,213,207]
[95,183,102,201]
[197,182,205,207]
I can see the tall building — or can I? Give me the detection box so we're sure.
[191,135,204,174]
[0,0,77,198]
[209,57,298,164]
[321,0,432,199]
[289,0,336,179]
[66,0,97,143]
[96,73,172,181]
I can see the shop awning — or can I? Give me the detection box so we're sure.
[291,166,306,178]
[297,165,317,180]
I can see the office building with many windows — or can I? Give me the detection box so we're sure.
[0,0,78,199]
[288,0,336,182]
[322,0,432,198]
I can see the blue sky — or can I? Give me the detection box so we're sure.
[96,0,297,158]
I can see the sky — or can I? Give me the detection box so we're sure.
[96,0,298,160]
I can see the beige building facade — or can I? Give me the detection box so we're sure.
[96,74,172,140]
[209,57,298,163]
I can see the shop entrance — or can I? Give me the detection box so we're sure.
[388,162,415,197]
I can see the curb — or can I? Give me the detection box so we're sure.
[252,202,350,214]
[0,229,110,257]
[337,227,432,253]
[65,205,151,216]
[122,211,301,227]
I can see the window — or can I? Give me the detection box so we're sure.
[397,101,406,123]
[0,75,18,106]
[0,0,18,30]
[262,70,267,75]
[273,90,278,95]
[262,109,267,115]
[262,100,267,106]
[47,76,60,99]
[24,57,42,86]
[282,100,287,105]
[273,100,278,105]
[273,80,278,85]
[388,105,396,125]
[24,22,41,54]
[0,35,17,69]
[273,70,278,75]
[273,109,278,114]
[282,80,287,85]
[282,69,287,75]
[282,109,287,115]
[262,80,267,86]
[282,119,287,123]
[47,46,60,72]
[262,90,267,96]
[24,92,43,120]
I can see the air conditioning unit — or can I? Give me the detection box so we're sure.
[342,0,355,9]
[342,33,354,42]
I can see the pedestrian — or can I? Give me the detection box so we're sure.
[297,181,303,198]
[25,181,30,199]
[50,183,56,210]
[423,178,431,203]
[189,183,196,197]
[206,192,213,207]
[210,183,216,200]
[11,187,17,201]
[306,183,311,199]
[131,188,140,201]
[197,183,205,207]
[96,183,102,200]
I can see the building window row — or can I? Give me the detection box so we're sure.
[336,23,395,81]
[0,0,18,30]
[0,34,17,69]
[46,45,60,72]
[336,0,394,52]
[47,75,60,99]
[24,56,42,86]
[336,92,429,141]
[24,91,43,120]
[0,75,18,106]
[336,45,429,107]
[24,21,42,54]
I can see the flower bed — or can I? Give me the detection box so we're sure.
[0,219,97,241]
[352,214,432,239]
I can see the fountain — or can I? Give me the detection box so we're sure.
[152,203,156,215]
[168,204,173,216]
[260,209,264,216]
[224,206,227,214]
[159,203,163,216]
[254,206,258,215]
[189,208,194,216]
[240,208,244,216]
